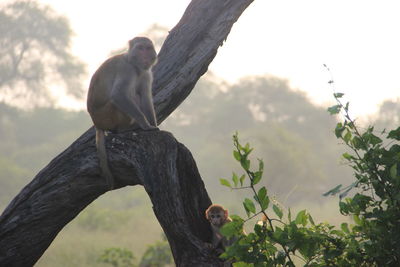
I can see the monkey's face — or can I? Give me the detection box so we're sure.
[208,211,226,227]
[129,42,157,70]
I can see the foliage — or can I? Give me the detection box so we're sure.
[0,0,86,107]
[324,92,400,265]
[98,236,172,267]
[98,248,136,267]
[372,98,400,131]
[220,133,351,266]
[139,235,173,267]
[220,91,400,266]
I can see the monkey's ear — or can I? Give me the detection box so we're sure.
[205,209,209,220]
[224,209,229,218]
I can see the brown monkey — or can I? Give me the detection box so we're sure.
[205,204,234,250]
[87,37,158,189]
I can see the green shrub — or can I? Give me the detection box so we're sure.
[98,247,136,267]
[220,92,400,267]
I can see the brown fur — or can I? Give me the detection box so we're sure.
[205,204,233,249]
[87,37,158,189]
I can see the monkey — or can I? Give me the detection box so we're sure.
[87,37,158,189]
[205,204,234,251]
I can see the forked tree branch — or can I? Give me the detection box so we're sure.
[0,0,254,266]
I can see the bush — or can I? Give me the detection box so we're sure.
[99,236,172,267]
[98,248,136,267]
[219,91,400,266]
[220,133,350,266]
[139,235,173,267]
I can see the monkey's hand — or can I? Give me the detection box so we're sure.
[205,243,224,255]
[129,118,158,131]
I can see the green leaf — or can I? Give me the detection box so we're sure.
[353,215,362,225]
[241,159,250,171]
[341,223,350,234]
[334,92,344,98]
[335,123,345,138]
[308,214,315,226]
[220,179,232,188]
[388,127,400,140]
[257,187,269,210]
[342,152,354,160]
[221,216,244,239]
[233,150,241,161]
[343,130,352,143]
[339,201,348,214]
[252,171,262,185]
[257,187,267,202]
[260,196,270,211]
[344,102,350,112]
[239,174,245,186]
[288,208,292,222]
[258,159,264,172]
[390,164,398,179]
[323,184,342,196]
[273,204,283,219]
[295,210,307,226]
[232,173,239,187]
[370,134,383,146]
[339,182,358,200]
[328,104,341,115]
[220,221,236,237]
[243,198,256,217]
[351,136,362,149]
[244,143,251,153]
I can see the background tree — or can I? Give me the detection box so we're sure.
[372,98,400,131]
[164,75,352,205]
[0,0,85,107]
[139,235,173,267]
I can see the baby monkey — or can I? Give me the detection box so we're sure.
[205,204,234,251]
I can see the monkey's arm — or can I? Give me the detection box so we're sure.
[141,89,157,127]
[110,79,153,130]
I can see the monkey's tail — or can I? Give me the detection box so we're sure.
[96,129,115,189]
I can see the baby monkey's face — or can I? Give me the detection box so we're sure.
[208,211,225,227]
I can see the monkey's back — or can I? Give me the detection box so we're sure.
[87,54,131,130]
[87,55,122,109]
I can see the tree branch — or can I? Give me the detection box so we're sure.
[0,0,254,266]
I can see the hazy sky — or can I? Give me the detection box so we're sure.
[37,0,400,117]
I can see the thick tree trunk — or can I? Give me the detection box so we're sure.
[0,0,254,266]
[0,130,219,266]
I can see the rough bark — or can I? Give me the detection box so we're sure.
[0,0,254,266]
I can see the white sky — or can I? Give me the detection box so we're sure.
[37,0,400,118]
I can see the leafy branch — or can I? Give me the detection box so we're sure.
[219,133,347,267]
